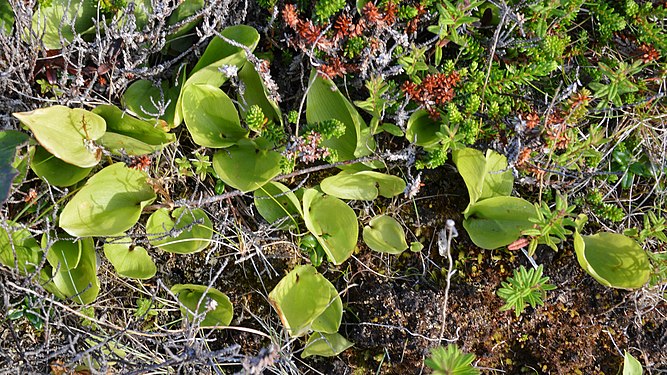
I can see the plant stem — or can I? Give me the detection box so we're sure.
[437,220,458,344]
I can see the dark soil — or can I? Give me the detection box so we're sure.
[158,165,667,374]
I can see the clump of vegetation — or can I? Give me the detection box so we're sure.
[0,0,664,373]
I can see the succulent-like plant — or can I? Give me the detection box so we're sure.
[424,344,480,375]
[496,265,556,317]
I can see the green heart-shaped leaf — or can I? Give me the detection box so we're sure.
[363,215,408,254]
[212,139,282,192]
[320,171,406,200]
[453,147,513,209]
[254,181,302,229]
[14,106,106,168]
[51,236,99,304]
[30,146,92,187]
[301,332,353,358]
[171,284,233,327]
[268,265,341,337]
[574,232,650,289]
[146,207,213,254]
[463,196,536,249]
[103,237,156,279]
[405,109,441,148]
[59,163,156,237]
[182,84,247,148]
[303,189,358,265]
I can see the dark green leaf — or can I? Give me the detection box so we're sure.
[0,131,28,203]
[30,146,92,187]
[182,84,247,148]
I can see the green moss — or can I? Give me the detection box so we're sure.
[314,0,345,23]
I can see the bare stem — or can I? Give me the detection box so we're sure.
[437,219,458,344]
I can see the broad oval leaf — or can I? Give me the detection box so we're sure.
[174,25,260,126]
[104,236,156,279]
[42,234,88,272]
[212,139,282,192]
[171,284,233,327]
[146,207,213,254]
[453,147,513,209]
[268,265,341,337]
[0,223,41,274]
[463,196,536,249]
[363,215,408,254]
[320,171,406,200]
[92,105,175,155]
[405,109,441,148]
[320,171,376,200]
[14,106,106,168]
[30,0,97,49]
[623,351,643,375]
[302,332,353,358]
[93,105,172,143]
[363,171,406,198]
[30,146,92,187]
[121,79,179,125]
[253,182,302,229]
[302,189,358,265]
[97,132,164,156]
[238,62,283,126]
[310,279,343,334]
[182,84,247,147]
[59,163,156,237]
[574,232,650,289]
[51,236,99,304]
[306,71,376,165]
